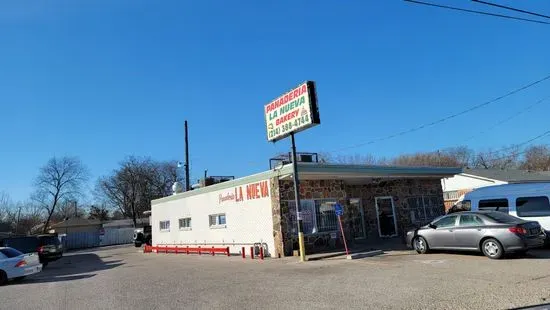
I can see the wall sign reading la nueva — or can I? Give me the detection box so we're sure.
[218,180,270,204]
[264,81,320,142]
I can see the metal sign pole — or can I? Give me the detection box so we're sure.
[338,215,349,256]
[290,132,306,262]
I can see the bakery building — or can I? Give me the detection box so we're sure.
[151,162,460,258]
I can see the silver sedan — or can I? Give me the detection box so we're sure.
[406,211,546,259]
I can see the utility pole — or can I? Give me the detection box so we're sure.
[290,133,306,262]
[184,120,190,191]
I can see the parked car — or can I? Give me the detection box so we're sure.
[0,247,42,285]
[452,182,550,246]
[0,234,63,267]
[133,225,152,247]
[406,211,546,259]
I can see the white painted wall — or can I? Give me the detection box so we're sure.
[151,179,275,256]
[441,174,507,192]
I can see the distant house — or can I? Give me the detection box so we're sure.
[102,218,149,229]
[442,169,550,210]
[49,218,103,235]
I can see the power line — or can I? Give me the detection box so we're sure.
[479,146,531,164]
[472,0,550,20]
[483,129,550,156]
[463,96,550,142]
[404,0,550,25]
[327,74,550,153]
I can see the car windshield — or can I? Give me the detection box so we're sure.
[430,215,444,224]
[0,247,24,258]
[483,212,522,224]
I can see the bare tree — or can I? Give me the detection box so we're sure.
[473,147,521,169]
[97,157,176,227]
[317,153,387,165]
[0,191,15,232]
[111,210,125,220]
[33,156,89,233]
[17,202,45,235]
[150,161,178,197]
[520,145,550,171]
[88,204,110,221]
[392,151,462,167]
[51,199,86,222]
[0,191,12,223]
[444,146,474,167]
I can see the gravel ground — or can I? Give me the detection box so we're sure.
[1,245,550,310]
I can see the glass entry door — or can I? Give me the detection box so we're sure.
[375,197,398,237]
[347,198,366,239]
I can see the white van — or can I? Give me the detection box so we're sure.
[454,182,550,242]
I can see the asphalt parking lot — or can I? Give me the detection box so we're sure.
[1,245,550,310]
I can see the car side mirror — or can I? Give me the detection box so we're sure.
[428,223,437,229]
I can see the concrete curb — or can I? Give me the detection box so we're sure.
[346,250,384,260]
[306,251,348,261]
[305,248,384,261]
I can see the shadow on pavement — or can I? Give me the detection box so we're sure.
[427,248,550,260]
[14,253,125,285]
[11,274,96,285]
[512,249,550,260]
[509,302,550,310]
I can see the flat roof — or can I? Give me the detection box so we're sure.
[152,163,461,205]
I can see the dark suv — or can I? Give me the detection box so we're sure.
[0,234,63,267]
[133,225,152,247]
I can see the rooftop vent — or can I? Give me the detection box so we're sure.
[200,176,235,187]
[269,152,319,169]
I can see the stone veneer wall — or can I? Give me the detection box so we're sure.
[269,176,284,258]
[275,178,444,256]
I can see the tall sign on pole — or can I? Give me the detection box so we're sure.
[264,81,320,262]
[334,203,349,256]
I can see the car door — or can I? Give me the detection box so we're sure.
[454,214,486,250]
[424,215,458,249]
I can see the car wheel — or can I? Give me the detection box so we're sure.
[0,270,7,286]
[482,238,504,259]
[413,236,430,254]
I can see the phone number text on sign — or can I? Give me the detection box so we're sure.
[264,81,320,142]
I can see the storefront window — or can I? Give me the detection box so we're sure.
[315,199,338,232]
[408,196,444,226]
[287,200,316,234]
[287,199,350,234]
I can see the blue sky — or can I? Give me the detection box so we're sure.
[1,0,549,202]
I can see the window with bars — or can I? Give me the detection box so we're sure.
[315,199,338,232]
[408,196,444,226]
[443,191,460,201]
[286,199,340,234]
[209,214,226,228]
[179,218,192,230]
[159,220,170,232]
